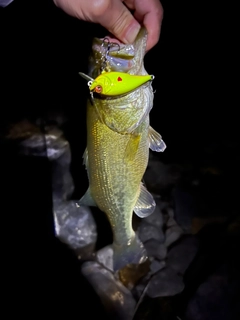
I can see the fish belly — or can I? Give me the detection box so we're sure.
[87,101,149,244]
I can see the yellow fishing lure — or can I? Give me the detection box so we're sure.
[79,71,154,97]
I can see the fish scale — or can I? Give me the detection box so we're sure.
[87,101,149,241]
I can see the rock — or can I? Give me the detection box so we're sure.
[184,265,231,320]
[144,239,167,261]
[167,207,175,219]
[131,274,151,300]
[150,259,166,274]
[118,259,151,290]
[147,267,185,298]
[167,235,199,275]
[165,224,184,248]
[166,216,178,227]
[144,156,181,194]
[144,201,164,228]
[49,135,74,201]
[18,126,74,201]
[137,222,165,244]
[81,261,136,320]
[53,201,97,259]
[172,186,198,233]
[96,245,114,272]
[18,126,65,158]
[96,245,151,289]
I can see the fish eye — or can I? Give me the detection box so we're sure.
[94,85,102,93]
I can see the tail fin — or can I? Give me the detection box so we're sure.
[112,235,148,272]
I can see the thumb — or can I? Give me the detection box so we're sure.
[95,0,141,44]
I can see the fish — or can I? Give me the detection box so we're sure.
[78,27,166,272]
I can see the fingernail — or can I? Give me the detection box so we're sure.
[124,21,141,43]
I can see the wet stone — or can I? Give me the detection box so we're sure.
[144,202,164,228]
[172,186,198,233]
[166,216,179,227]
[184,265,231,320]
[137,222,165,244]
[131,274,151,300]
[50,142,74,201]
[150,259,166,274]
[17,126,74,201]
[167,207,175,219]
[81,261,136,320]
[147,267,185,298]
[118,259,151,290]
[54,201,97,259]
[96,245,114,272]
[167,235,199,275]
[165,217,184,247]
[144,239,167,261]
[144,157,182,194]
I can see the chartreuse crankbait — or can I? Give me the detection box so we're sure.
[79,71,154,97]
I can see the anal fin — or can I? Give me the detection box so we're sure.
[134,183,156,218]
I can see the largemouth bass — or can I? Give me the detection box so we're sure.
[78,27,166,272]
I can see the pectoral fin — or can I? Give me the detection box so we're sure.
[77,187,97,207]
[124,134,141,162]
[83,148,88,168]
[149,126,166,152]
[82,148,90,181]
[79,149,96,206]
[134,183,156,218]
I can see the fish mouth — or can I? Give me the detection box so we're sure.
[91,36,135,75]
[100,35,122,45]
[94,35,135,58]
[89,28,147,77]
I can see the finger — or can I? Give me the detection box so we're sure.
[90,0,141,44]
[123,0,135,10]
[53,0,142,44]
[134,0,163,51]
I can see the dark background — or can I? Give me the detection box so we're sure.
[1,0,238,157]
[0,0,239,319]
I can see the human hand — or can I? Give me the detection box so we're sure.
[53,0,163,51]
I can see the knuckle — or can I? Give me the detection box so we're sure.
[90,0,111,19]
[111,18,125,35]
[110,11,131,35]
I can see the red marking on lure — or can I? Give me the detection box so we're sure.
[117,77,122,81]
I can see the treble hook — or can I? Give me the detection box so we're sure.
[109,42,120,53]
[101,37,110,47]
[101,38,121,72]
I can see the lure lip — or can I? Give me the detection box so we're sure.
[78,72,94,82]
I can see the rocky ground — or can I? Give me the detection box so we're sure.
[1,119,239,320]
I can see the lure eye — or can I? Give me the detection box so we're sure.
[94,85,102,93]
